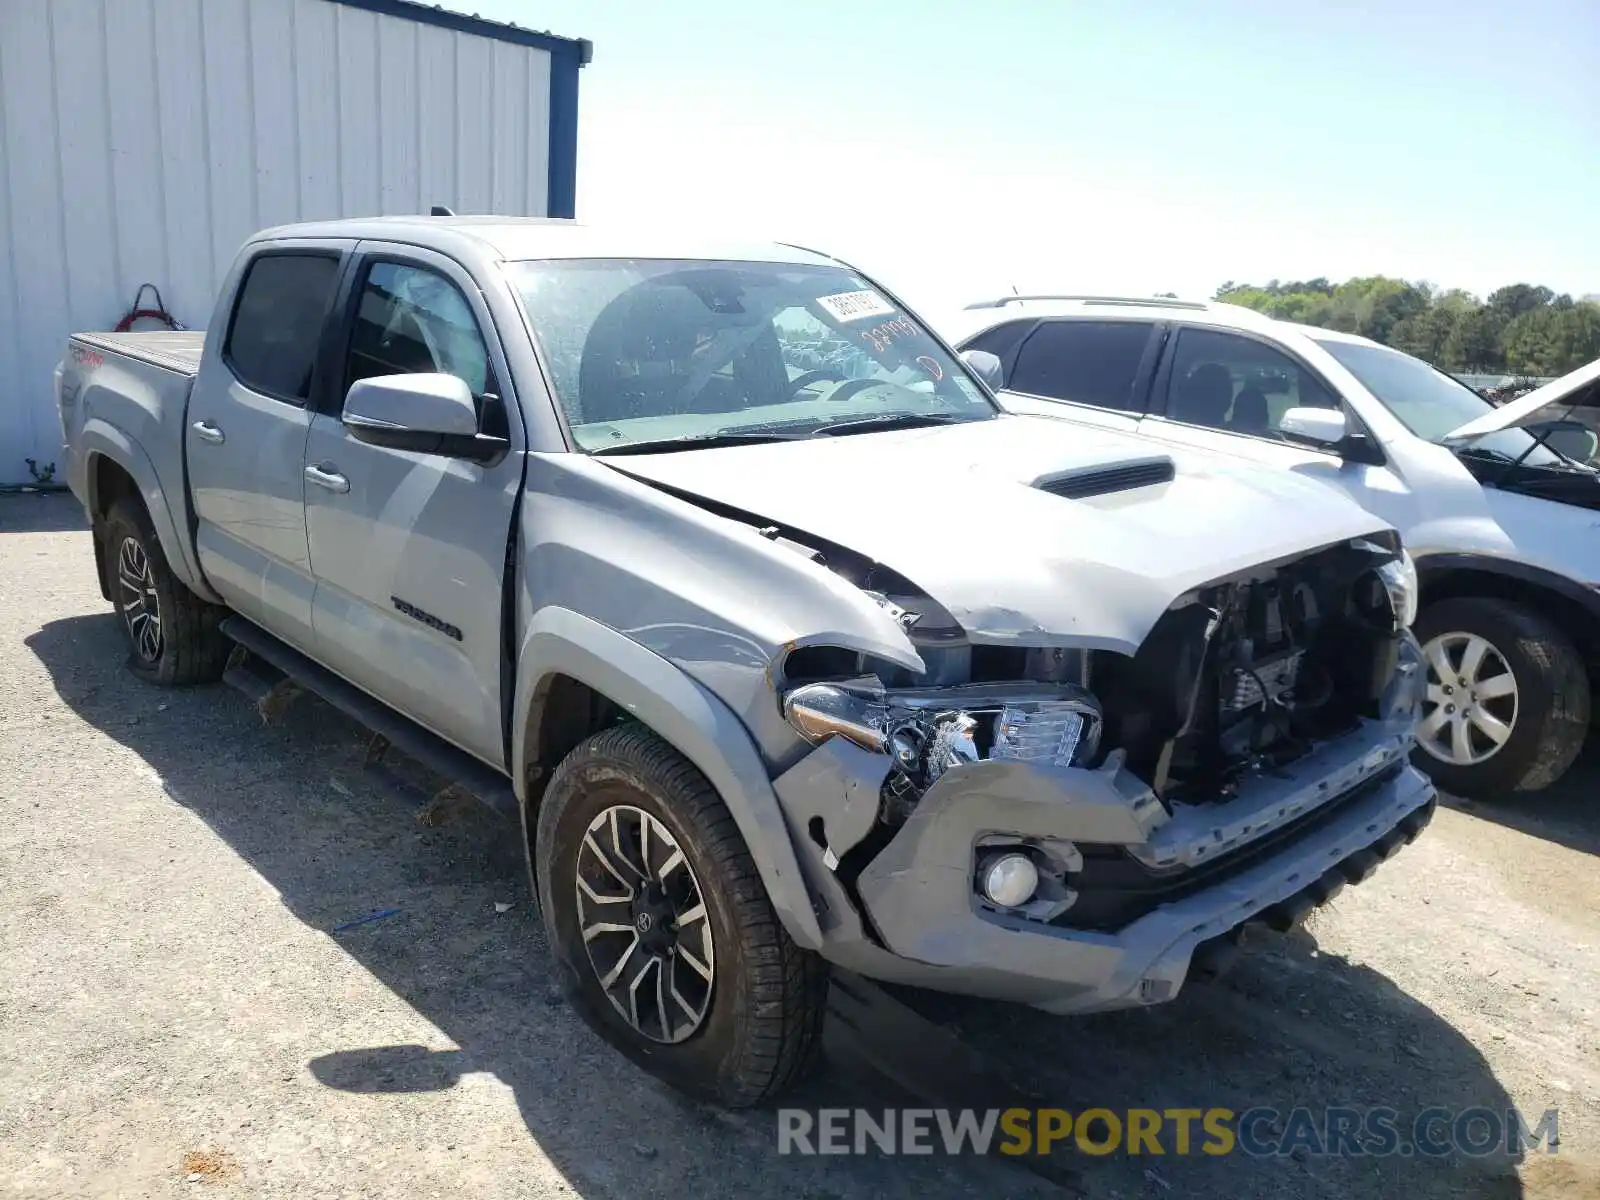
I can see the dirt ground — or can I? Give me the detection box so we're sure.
[2,492,1596,1200]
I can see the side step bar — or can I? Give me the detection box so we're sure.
[219,616,519,822]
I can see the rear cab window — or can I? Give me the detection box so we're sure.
[223,253,342,403]
[1007,320,1156,411]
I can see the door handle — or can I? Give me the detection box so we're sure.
[304,463,350,494]
[191,420,225,444]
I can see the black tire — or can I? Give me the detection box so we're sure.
[102,497,230,686]
[1411,597,1589,798]
[535,724,827,1107]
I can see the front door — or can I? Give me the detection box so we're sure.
[1132,325,1420,534]
[301,243,524,767]
[186,243,348,649]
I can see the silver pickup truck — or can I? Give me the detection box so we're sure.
[55,216,1436,1106]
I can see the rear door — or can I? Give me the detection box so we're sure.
[989,318,1163,434]
[187,242,349,648]
[301,242,524,767]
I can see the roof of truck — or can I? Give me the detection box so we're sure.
[250,216,841,269]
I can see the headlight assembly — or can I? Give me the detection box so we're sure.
[782,680,1103,779]
[1376,549,1420,629]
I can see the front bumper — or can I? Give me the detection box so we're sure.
[773,720,1436,1014]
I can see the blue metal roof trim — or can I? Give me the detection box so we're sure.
[323,0,591,219]
[325,0,593,63]
[546,54,581,219]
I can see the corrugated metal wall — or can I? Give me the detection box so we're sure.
[0,0,561,483]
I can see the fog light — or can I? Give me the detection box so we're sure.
[980,852,1039,908]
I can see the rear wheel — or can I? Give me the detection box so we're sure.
[535,724,827,1107]
[102,497,229,686]
[1412,597,1588,798]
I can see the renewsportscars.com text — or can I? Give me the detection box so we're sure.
[777,1106,1560,1158]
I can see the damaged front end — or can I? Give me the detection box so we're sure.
[769,532,1436,1013]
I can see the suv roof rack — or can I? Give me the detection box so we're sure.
[963,294,1212,312]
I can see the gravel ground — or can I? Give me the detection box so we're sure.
[2,492,1597,1200]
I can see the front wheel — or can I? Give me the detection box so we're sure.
[535,724,827,1107]
[101,497,229,686]
[1411,597,1589,798]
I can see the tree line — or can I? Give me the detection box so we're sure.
[1210,278,1600,378]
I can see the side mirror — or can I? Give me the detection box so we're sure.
[342,373,504,462]
[1278,406,1384,465]
[960,349,1004,392]
[1278,407,1348,447]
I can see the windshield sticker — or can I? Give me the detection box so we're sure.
[916,355,944,381]
[860,315,918,353]
[816,289,896,323]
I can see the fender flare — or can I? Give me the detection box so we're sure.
[79,421,221,603]
[512,606,824,951]
[1417,551,1600,630]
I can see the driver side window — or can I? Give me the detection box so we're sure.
[344,262,503,436]
[1162,328,1339,440]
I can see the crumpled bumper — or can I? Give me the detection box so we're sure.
[773,708,1436,1014]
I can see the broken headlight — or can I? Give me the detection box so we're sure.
[1352,541,1419,631]
[782,679,1104,781]
[1376,549,1419,629]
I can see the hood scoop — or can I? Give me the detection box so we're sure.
[1033,456,1176,500]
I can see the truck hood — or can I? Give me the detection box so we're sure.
[1444,357,1600,442]
[606,414,1389,655]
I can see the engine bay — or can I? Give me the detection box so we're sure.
[781,534,1412,820]
[1095,537,1408,804]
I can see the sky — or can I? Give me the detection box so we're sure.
[458,0,1598,323]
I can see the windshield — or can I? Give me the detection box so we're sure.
[1311,337,1567,466]
[506,258,994,451]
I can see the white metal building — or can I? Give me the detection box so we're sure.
[0,0,591,484]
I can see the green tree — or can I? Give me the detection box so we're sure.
[1443,307,1504,372]
[1214,275,1599,375]
[1504,302,1600,375]
[1487,284,1555,322]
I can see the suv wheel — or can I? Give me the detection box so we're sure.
[102,498,230,686]
[1412,597,1589,798]
[535,724,827,1107]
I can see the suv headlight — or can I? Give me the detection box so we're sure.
[1376,549,1419,629]
[783,680,1103,777]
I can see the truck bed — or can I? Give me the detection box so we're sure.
[73,330,205,377]
[59,329,210,598]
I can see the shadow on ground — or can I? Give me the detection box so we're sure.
[28,609,1528,1199]
[0,491,87,534]
[916,919,1532,1198]
[1438,744,1600,859]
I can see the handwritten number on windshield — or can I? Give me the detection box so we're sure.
[860,315,917,353]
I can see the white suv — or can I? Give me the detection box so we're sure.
[948,295,1600,799]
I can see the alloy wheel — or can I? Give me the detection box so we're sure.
[574,804,715,1044]
[117,536,163,663]
[1417,631,1518,766]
